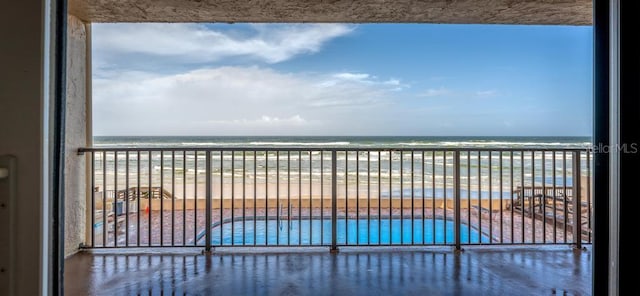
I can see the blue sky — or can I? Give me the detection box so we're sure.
[93,24,592,136]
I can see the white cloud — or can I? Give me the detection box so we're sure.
[383,79,401,86]
[93,23,353,65]
[475,90,498,97]
[333,72,371,81]
[419,88,451,97]
[383,79,410,91]
[93,67,400,135]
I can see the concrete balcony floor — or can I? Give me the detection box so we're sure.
[64,246,591,295]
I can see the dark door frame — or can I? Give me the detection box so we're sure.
[51,0,67,295]
[593,0,609,295]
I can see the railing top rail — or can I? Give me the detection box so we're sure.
[78,146,592,153]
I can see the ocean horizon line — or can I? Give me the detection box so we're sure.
[92,135,592,149]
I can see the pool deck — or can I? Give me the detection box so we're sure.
[64,245,592,295]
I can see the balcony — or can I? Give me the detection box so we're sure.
[65,146,593,294]
[65,245,591,295]
[77,146,592,250]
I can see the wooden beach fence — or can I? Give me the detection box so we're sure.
[510,176,591,241]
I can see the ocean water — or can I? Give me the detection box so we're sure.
[92,136,592,199]
[95,135,591,149]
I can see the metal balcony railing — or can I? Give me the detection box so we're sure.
[78,147,592,251]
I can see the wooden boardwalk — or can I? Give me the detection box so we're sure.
[510,186,591,241]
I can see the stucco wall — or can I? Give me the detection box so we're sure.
[64,14,88,257]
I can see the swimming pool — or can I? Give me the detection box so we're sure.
[199,218,490,245]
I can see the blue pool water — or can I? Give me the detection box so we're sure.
[200,218,490,245]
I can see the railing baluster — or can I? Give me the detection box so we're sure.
[231,151,235,246]
[488,150,492,243]
[102,151,107,247]
[411,151,414,245]
[345,151,348,245]
[219,152,223,246]
[432,152,436,245]
[587,150,592,243]
[520,152,525,244]
[553,151,557,243]
[563,151,567,243]
[309,151,312,245]
[254,151,257,246]
[125,151,129,247]
[378,151,381,245]
[182,151,186,246]
[276,151,280,245]
[90,152,95,247]
[422,151,426,245]
[510,151,514,244]
[205,151,211,252]
[367,151,371,245]
[389,150,393,245]
[253,151,256,246]
[287,151,291,245]
[467,152,471,243]
[499,151,503,244]
[454,151,461,250]
[193,151,197,246]
[542,151,546,244]
[389,151,392,245]
[531,151,535,244]
[320,151,323,245]
[265,151,268,245]
[400,151,403,245]
[114,152,118,247]
[159,151,163,246]
[243,151,246,246]
[356,151,360,245]
[298,151,302,246]
[572,151,582,248]
[331,150,337,252]
[478,151,482,243]
[171,151,175,246]
[148,151,152,246]
[443,151,447,244]
[137,151,141,246]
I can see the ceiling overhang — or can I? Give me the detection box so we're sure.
[69,0,592,25]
